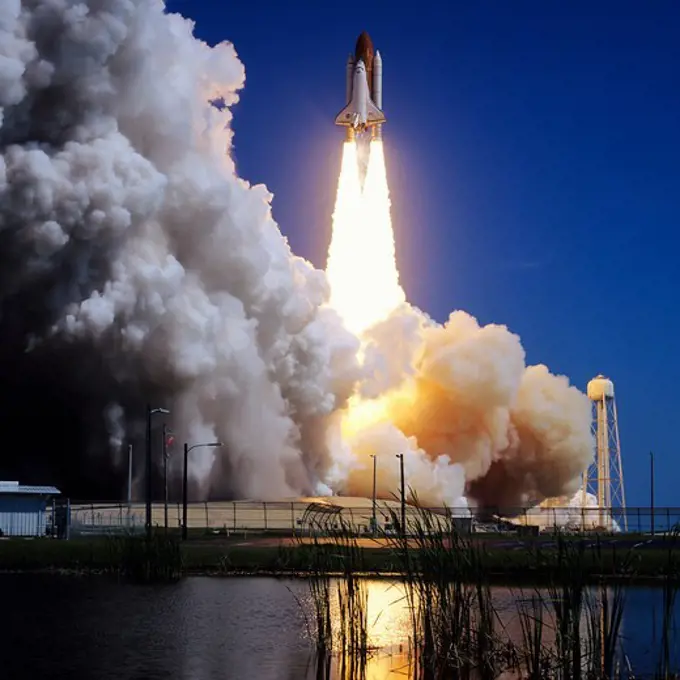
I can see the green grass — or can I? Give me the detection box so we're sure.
[0,535,678,585]
[0,534,184,582]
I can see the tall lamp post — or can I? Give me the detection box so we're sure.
[650,451,655,537]
[146,404,170,540]
[162,426,175,532]
[128,444,132,504]
[127,443,133,516]
[370,454,377,535]
[182,441,223,540]
[396,453,405,538]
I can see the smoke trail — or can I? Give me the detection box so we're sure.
[0,0,359,498]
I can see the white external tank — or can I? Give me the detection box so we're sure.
[587,374,614,401]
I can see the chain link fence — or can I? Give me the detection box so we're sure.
[66,501,680,537]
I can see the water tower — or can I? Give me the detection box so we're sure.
[582,375,627,531]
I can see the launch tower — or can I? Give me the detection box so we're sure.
[582,375,627,531]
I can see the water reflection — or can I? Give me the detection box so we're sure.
[308,579,412,650]
[0,575,675,679]
[307,581,664,679]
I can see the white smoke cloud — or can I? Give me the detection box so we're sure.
[519,491,622,533]
[0,0,358,499]
[104,401,125,463]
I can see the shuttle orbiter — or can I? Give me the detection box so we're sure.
[335,32,386,141]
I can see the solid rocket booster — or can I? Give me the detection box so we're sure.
[346,53,354,105]
[335,31,386,141]
[373,50,383,140]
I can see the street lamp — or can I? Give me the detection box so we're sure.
[370,454,377,535]
[162,425,176,532]
[146,404,170,540]
[182,441,223,540]
[396,453,405,538]
[127,444,133,506]
[126,443,134,527]
[650,451,655,537]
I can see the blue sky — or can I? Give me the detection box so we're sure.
[166,1,680,509]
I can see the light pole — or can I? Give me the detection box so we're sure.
[182,441,223,540]
[146,404,170,540]
[162,425,175,532]
[396,453,405,537]
[370,454,377,535]
[650,451,655,537]
[127,444,133,525]
[127,444,133,505]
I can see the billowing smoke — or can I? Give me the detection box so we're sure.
[335,305,593,512]
[0,0,358,499]
[519,491,622,532]
[0,0,593,510]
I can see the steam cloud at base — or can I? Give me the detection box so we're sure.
[329,305,594,512]
[0,0,594,510]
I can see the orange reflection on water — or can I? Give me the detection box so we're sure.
[320,579,414,679]
[321,581,613,680]
[363,579,411,649]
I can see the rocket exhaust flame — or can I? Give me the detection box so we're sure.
[326,141,404,337]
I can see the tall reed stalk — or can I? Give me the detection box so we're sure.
[515,593,550,679]
[298,520,370,679]
[335,524,369,679]
[107,532,183,582]
[386,505,508,679]
[655,527,680,679]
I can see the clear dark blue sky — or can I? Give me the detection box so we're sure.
[166,1,680,509]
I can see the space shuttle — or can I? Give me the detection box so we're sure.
[334,32,386,141]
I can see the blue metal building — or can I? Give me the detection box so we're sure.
[0,481,61,537]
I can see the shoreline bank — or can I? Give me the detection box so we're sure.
[1,536,678,586]
[0,567,677,587]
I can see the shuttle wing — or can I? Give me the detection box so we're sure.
[365,98,386,125]
[334,103,356,127]
[334,98,385,128]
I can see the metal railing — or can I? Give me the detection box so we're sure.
[65,502,680,536]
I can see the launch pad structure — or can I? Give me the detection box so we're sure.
[582,374,627,531]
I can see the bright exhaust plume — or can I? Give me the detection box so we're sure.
[326,141,405,336]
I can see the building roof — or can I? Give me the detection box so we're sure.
[0,481,60,495]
